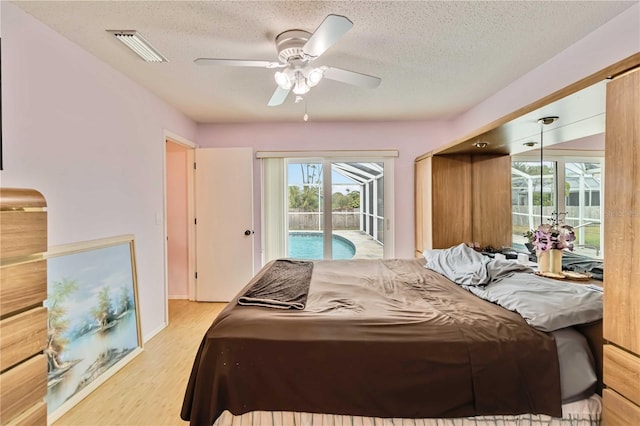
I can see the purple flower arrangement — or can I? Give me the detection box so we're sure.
[526,212,576,252]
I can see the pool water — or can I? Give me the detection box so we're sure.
[288,232,355,260]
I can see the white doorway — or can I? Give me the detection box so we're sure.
[166,141,191,299]
[164,132,197,324]
[195,147,255,301]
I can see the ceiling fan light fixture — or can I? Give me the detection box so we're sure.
[107,30,167,62]
[274,71,292,90]
[293,80,310,95]
[306,68,324,87]
[195,14,380,106]
[292,71,310,95]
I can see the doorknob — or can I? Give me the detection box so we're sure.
[244,230,254,236]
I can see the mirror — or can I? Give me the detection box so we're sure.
[438,80,606,156]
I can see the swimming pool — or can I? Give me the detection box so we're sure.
[288,232,355,260]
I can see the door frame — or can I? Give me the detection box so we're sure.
[163,130,197,324]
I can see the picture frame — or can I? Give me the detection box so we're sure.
[1,36,3,170]
[45,234,143,424]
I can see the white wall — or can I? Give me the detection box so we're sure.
[0,3,197,341]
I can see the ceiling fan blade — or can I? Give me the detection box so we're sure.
[194,58,284,68]
[323,67,381,89]
[268,86,291,106]
[302,14,353,59]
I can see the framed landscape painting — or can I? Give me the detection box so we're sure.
[45,235,142,423]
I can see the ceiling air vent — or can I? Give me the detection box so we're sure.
[107,30,167,63]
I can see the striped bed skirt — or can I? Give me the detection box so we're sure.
[213,394,602,426]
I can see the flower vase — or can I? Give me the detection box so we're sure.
[536,250,550,273]
[549,249,563,274]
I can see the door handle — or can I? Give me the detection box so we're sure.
[244,230,254,236]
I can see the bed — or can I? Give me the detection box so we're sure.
[181,244,603,426]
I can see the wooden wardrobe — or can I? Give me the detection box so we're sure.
[602,66,640,425]
[414,153,512,256]
[0,188,48,425]
[414,54,640,424]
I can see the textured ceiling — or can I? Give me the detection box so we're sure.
[12,1,637,123]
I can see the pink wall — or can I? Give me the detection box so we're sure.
[1,3,197,340]
[196,120,452,264]
[166,144,189,298]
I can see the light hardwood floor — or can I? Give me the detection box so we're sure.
[53,300,226,426]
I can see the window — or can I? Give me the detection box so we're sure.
[260,151,396,264]
[563,161,602,257]
[512,160,557,234]
[511,154,603,258]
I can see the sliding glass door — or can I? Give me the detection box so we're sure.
[286,159,388,260]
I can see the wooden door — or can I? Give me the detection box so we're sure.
[195,147,254,302]
[471,155,512,249]
[603,66,640,425]
[431,155,472,248]
[415,154,473,252]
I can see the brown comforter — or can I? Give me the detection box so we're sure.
[181,259,561,425]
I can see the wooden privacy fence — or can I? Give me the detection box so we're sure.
[289,211,360,230]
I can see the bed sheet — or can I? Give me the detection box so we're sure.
[182,259,564,425]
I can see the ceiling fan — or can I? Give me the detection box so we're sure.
[194,14,382,106]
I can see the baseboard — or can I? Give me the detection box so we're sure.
[168,294,189,299]
[143,322,167,343]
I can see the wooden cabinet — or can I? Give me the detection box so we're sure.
[470,155,512,249]
[0,188,48,425]
[415,154,471,255]
[603,66,640,425]
[415,153,511,256]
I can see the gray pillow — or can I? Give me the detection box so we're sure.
[552,327,597,403]
[423,243,491,285]
[424,243,532,286]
